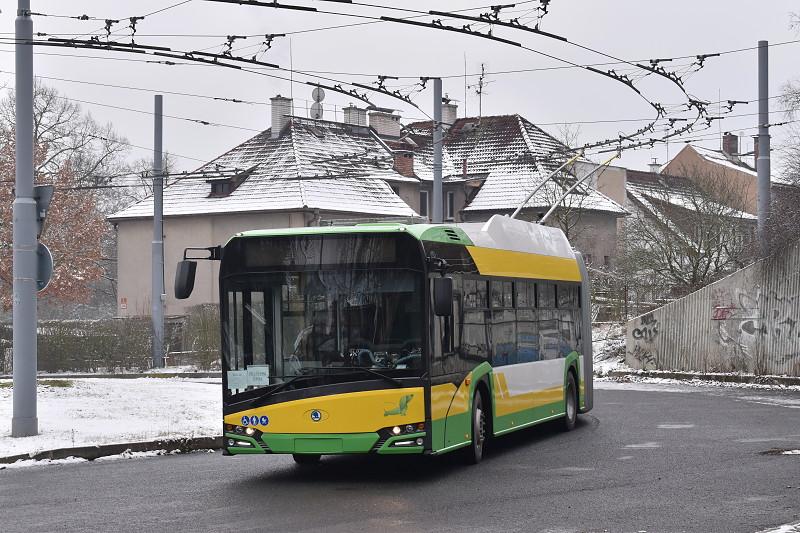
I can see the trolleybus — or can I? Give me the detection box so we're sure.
[175,214,593,464]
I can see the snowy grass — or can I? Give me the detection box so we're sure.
[592,322,630,376]
[0,448,217,470]
[0,377,221,459]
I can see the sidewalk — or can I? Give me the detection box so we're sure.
[0,376,220,462]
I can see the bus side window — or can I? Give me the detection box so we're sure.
[462,278,489,362]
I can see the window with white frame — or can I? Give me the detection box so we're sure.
[445,191,455,221]
[419,190,429,219]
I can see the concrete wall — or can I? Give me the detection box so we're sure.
[626,241,800,376]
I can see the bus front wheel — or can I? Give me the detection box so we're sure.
[292,453,321,465]
[465,391,487,464]
[563,371,578,431]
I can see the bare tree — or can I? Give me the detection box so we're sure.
[617,165,755,299]
[0,84,131,316]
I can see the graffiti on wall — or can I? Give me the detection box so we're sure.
[629,312,659,369]
[711,287,800,372]
[712,288,761,371]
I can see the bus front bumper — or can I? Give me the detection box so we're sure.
[223,431,426,455]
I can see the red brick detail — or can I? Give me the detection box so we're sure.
[394,152,415,177]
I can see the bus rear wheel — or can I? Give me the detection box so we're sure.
[563,371,578,431]
[292,453,321,465]
[465,391,487,464]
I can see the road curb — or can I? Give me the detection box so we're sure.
[0,436,222,465]
[606,370,800,387]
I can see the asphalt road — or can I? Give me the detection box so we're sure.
[1,381,799,533]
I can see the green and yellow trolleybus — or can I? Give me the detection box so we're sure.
[175,215,593,464]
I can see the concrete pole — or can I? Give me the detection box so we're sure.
[151,95,165,368]
[757,40,771,257]
[432,78,443,223]
[12,0,38,437]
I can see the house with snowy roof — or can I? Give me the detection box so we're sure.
[625,168,756,241]
[110,95,626,316]
[661,132,797,216]
[395,107,626,267]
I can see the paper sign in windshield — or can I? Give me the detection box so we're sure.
[227,370,248,391]
[247,365,270,387]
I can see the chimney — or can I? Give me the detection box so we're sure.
[442,99,458,131]
[368,110,402,138]
[270,95,293,139]
[343,104,367,126]
[648,158,660,174]
[393,150,414,177]
[752,135,759,171]
[722,132,739,157]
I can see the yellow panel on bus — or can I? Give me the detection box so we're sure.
[466,246,581,282]
[224,387,425,434]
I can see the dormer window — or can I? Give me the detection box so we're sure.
[207,166,256,198]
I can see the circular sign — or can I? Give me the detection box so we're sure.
[36,242,53,292]
[310,410,322,422]
[310,102,324,120]
[311,86,325,102]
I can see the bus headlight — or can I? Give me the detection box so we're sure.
[245,427,256,436]
[392,426,402,435]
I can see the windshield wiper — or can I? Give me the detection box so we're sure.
[250,371,320,406]
[328,366,404,387]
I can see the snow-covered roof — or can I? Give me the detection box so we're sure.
[679,145,793,186]
[405,114,625,215]
[626,170,757,221]
[110,117,418,220]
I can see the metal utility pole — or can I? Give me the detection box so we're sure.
[151,95,165,368]
[757,40,771,257]
[12,0,38,437]
[432,78,443,223]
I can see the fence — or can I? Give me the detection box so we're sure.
[0,304,221,374]
[625,241,800,376]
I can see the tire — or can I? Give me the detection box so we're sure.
[292,453,321,465]
[465,390,487,464]
[563,371,578,432]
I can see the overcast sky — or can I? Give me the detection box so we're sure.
[1,1,798,175]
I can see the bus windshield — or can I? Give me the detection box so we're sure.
[222,267,424,399]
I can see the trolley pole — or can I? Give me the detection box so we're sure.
[432,78,443,223]
[151,95,165,368]
[11,0,38,437]
[756,40,771,257]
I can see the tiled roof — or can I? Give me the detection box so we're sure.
[406,114,624,214]
[626,169,756,221]
[110,117,418,220]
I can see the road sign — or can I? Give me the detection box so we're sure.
[310,102,323,120]
[36,242,53,292]
[312,86,325,102]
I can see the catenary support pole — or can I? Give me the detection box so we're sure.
[432,78,443,223]
[757,40,771,257]
[12,0,38,437]
[151,95,165,369]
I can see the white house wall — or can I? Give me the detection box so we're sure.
[116,211,304,317]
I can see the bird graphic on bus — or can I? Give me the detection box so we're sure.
[384,394,414,416]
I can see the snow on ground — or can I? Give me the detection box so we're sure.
[757,521,800,533]
[592,322,630,376]
[0,448,217,470]
[596,375,800,393]
[0,377,220,458]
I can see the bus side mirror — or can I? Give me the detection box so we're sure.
[433,277,453,316]
[174,260,197,299]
